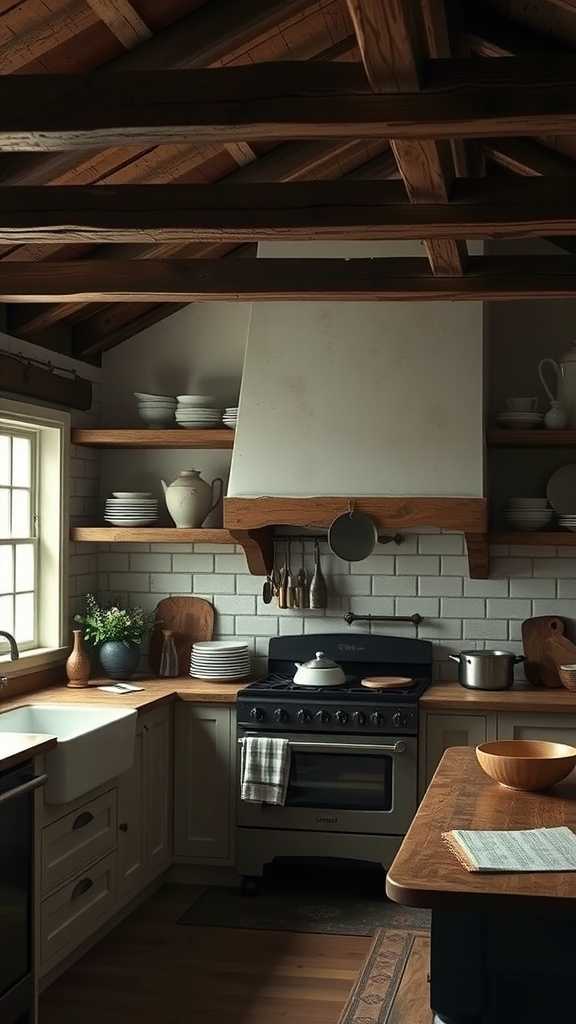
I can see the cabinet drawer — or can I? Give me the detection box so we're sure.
[40,852,117,971]
[41,790,117,896]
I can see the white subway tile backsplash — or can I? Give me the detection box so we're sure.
[214,553,248,573]
[305,617,369,634]
[441,597,485,618]
[418,534,463,555]
[396,597,439,617]
[374,575,417,595]
[558,580,576,597]
[491,558,532,578]
[419,576,462,597]
[534,558,576,578]
[151,543,193,553]
[130,553,171,573]
[214,614,235,634]
[486,598,531,619]
[463,579,508,598]
[213,594,256,615]
[193,574,235,594]
[150,573,191,593]
[397,555,439,576]
[349,596,395,616]
[533,599,576,617]
[279,617,304,635]
[235,615,278,636]
[350,555,394,575]
[172,554,214,573]
[108,572,149,592]
[419,620,463,640]
[329,575,371,596]
[463,619,508,640]
[511,578,557,598]
[195,543,238,553]
[440,556,468,576]
[98,553,129,572]
[237,575,266,595]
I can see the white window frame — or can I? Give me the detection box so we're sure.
[0,398,70,674]
[0,424,40,652]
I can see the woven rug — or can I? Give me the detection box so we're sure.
[178,884,430,935]
[338,928,431,1024]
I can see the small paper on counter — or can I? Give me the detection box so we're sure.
[443,826,576,873]
[97,683,145,694]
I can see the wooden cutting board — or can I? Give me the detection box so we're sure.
[522,616,565,688]
[362,676,414,690]
[544,634,576,691]
[149,596,214,676]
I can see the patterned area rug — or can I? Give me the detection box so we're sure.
[338,928,431,1024]
[179,883,430,935]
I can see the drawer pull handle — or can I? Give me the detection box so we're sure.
[71,877,93,900]
[119,823,128,832]
[72,811,94,831]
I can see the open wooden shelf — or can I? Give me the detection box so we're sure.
[71,525,273,575]
[491,532,576,546]
[487,430,576,448]
[71,428,234,449]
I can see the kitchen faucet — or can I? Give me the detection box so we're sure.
[0,630,19,690]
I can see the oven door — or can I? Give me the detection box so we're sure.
[237,731,417,835]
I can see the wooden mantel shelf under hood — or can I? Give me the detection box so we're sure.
[223,496,489,578]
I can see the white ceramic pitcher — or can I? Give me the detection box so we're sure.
[161,470,224,528]
[539,343,576,426]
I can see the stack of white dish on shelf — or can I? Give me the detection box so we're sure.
[176,395,222,429]
[496,410,544,430]
[548,464,576,532]
[223,407,238,429]
[190,640,251,681]
[134,393,177,427]
[504,498,553,532]
[104,492,160,527]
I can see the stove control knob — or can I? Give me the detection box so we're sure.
[315,709,331,725]
[249,707,265,722]
[392,711,403,728]
[273,707,288,724]
[370,711,385,727]
[335,710,349,725]
[297,709,312,724]
[353,711,366,727]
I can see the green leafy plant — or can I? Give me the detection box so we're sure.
[75,594,148,648]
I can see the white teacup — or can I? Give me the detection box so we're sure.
[505,396,538,412]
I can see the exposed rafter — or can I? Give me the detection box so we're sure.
[3,256,576,303]
[86,0,152,48]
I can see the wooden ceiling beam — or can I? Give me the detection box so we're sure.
[86,0,152,48]
[4,178,576,244]
[346,1,465,276]
[3,256,576,303]
[484,138,576,177]
[4,60,576,149]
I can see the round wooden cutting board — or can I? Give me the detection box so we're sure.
[361,676,414,690]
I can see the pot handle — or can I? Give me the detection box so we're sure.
[203,477,224,525]
[449,654,461,663]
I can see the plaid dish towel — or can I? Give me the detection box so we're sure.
[241,736,291,805]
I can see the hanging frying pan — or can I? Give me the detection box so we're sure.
[328,505,378,562]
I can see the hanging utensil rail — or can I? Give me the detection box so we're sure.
[344,612,423,626]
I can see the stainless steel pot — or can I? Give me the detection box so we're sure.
[449,650,525,691]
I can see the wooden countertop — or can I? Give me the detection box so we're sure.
[0,677,245,769]
[423,681,576,713]
[387,746,576,915]
[0,732,57,771]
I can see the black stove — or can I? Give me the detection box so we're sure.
[238,634,432,735]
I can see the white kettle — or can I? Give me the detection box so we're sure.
[161,469,223,528]
[539,343,576,427]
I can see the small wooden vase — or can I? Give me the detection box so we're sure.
[66,629,92,688]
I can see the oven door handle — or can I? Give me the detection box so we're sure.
[238,739,407,755]
[0,772,48,805]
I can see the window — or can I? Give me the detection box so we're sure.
[0,428,38,650]
[0,400,69,666]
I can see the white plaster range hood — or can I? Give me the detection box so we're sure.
[224,242,487,568]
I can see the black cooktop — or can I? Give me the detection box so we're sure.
[243,673,430,703]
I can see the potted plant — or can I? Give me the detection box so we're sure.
[75,594,148,680]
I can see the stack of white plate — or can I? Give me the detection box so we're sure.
[176,395,222,429]
[134,392,176,427]
[496,410,544,430]
[190,640,251,680]
[558,515,576,532]
[223,407,238,429]
[504,498,553,531]
[104,492,160,527]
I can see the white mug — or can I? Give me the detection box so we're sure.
[506,396,538,412]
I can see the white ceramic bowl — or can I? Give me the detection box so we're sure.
[134,392,176,403]
[176,395,216,406]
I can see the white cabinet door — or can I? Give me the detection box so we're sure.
[174,704,234,863]
[143,705,172,876]
[498,712,576,745]
[117,724,146,902]
[424,713,492,789]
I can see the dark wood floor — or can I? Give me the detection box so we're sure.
[40,884,372,1024]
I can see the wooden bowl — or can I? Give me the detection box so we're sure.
[476,740,576,792]
[559,664,576,692]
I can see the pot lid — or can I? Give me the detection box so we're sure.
[300,650,341,670]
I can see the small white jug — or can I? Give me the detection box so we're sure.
[161,470,224,528]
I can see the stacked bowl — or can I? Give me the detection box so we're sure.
[104,491,160,527]
[134,393,176,427]
[504,498,553,532]
[176,395,222,429]
[223,407,238,429]
[496,410,544,430]
[190,640,251,681]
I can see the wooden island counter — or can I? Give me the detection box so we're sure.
[386,747,576,1023]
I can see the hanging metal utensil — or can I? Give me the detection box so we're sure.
[296,540,309,609]
[328,501,378,562]
[286,538,296,608]
[309,538,327,609]
[262,567,273,605]
[278,556,288,609]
